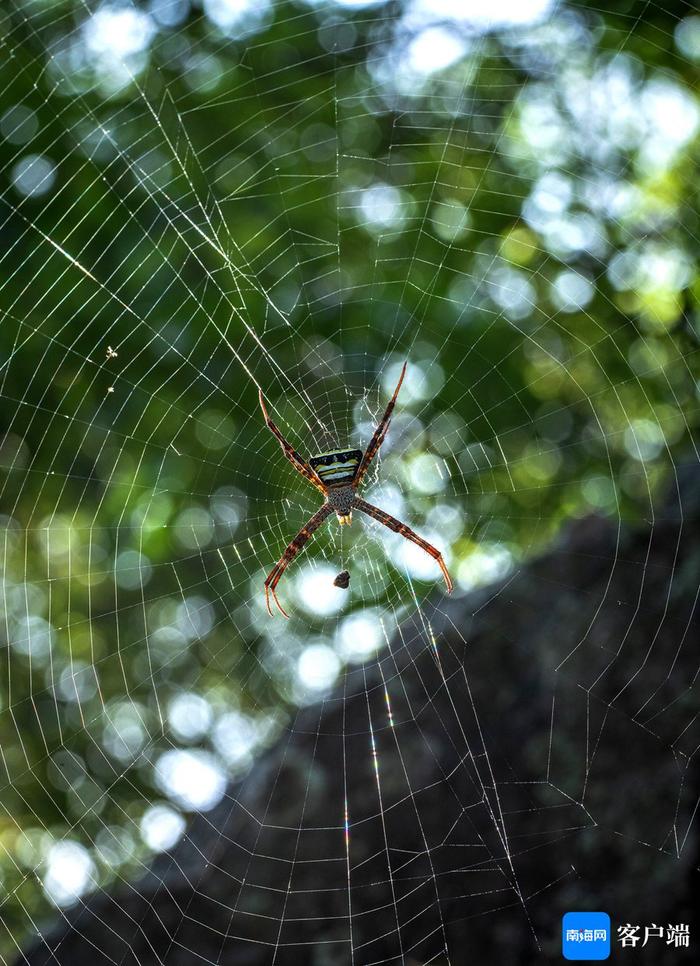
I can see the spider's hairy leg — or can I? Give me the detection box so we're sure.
[258,389,326,496]
[353,497,453,594]
[265,580,290,620]
[355,361,407,486]
[264,504,333,618]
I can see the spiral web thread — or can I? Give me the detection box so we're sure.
[0,0,698,962]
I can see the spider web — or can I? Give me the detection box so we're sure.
[0,0,699,962]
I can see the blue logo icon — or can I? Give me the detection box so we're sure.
[562,912,611,960]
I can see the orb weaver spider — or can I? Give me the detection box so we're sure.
[258,362,453,618]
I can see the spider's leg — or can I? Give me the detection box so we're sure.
[259,390,326,495]
[355,361,407,486]
[264,504,333,618]
[353,497,453,593]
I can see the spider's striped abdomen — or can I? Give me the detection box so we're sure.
[310,449,363,486]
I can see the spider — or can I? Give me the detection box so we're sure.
[258,362,453,617]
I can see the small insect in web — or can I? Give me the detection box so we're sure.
[333,570,350,589]
[258,361,453,617]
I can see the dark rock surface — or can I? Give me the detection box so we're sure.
[18,467,699,965]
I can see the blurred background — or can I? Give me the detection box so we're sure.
[0,0,699,959]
